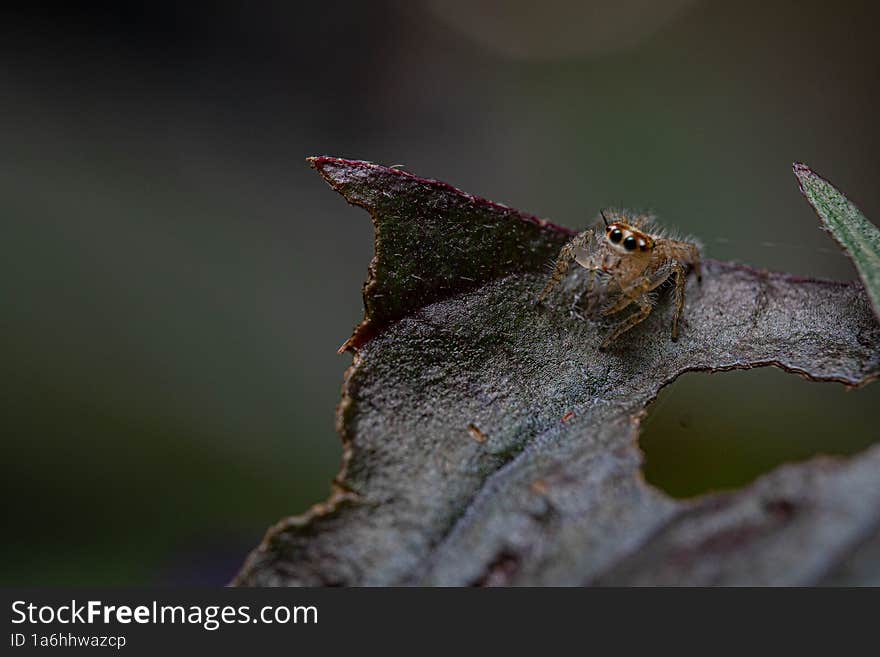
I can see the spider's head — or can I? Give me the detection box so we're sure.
[601,211,653,255]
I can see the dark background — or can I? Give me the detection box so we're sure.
[3,1,879,585]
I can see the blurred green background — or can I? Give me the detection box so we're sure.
[2,1,879,585]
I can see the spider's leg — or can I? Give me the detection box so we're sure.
[671,261,687,340]
[536,242,573,302]
[645,269,672,294]
[672,241,702,283]
[537,231,589,303]
[600,275,650,315]
[691,246,702,283]
[600,295,653,350]
[600,291,635,316]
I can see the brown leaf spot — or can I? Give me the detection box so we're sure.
[467,423,488,443]
[531,479,549,495]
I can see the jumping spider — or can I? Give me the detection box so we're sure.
[537,210,701,350]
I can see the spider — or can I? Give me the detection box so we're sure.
[536,209,702,350]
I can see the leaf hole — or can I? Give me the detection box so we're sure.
[639,368,880,499]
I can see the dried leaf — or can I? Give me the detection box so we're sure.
[235,158,880,586]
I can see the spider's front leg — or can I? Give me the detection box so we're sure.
[684,243,702,283]
[536,231,591,303]
[598,268,679,348]
[600,275,652,316]
[600,294,654,351]
[673,241,702,283]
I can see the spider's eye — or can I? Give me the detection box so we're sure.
[638,239,648,251]
[609,228,623,244]
[623,235,638,251]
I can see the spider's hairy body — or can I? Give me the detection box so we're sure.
[537,209,701,350]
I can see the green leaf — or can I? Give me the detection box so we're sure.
[235,158,880,586]
[794,162,880,324]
